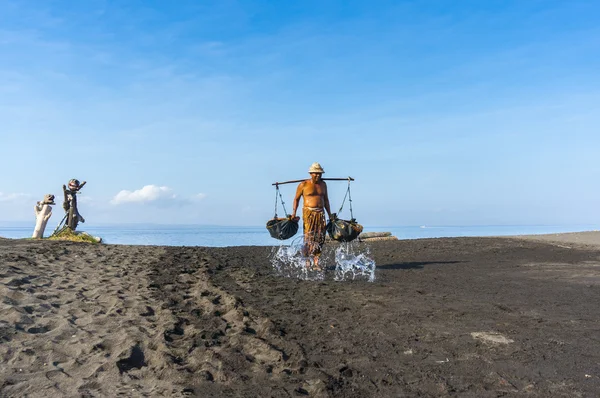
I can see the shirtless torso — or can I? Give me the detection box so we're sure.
[292,173,331,219]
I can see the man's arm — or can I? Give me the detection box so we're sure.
[291,182,305,218]
[322,182,332,218]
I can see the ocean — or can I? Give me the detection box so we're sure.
[1,223,598,247]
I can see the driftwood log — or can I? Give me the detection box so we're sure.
[359,236,398,242]
[358,231,398,242]
[359,232,392,239]
[32,194,55,239]
[326,231,398,242]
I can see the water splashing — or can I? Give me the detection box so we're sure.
[270,238,376,282]
[333,242,376,282]
[270,237,325,281]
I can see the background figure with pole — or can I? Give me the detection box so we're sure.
[62,179,86,231]
[291,162,334,270]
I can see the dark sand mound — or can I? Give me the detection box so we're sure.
[1,237,600,397]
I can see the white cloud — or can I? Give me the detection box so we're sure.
[111,185,176,205]
[0,192,32,202]
[194,193,207,200]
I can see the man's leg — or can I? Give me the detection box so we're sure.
[304,233,317,269]
[312,216,326,270]
[302,208,326,271]
[313,255,321,270]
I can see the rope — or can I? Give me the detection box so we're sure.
[273,185,279,218]
[278,185,289,216]
[273,184,289,218]
[348,179,354,221]
[337,178,354,220]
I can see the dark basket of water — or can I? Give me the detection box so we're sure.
[326,218,363,242]
[266,217,299,240]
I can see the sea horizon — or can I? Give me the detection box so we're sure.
[2,220,597,228]
[1,222,598,247]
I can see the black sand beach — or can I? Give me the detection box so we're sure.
[1,233,600,397]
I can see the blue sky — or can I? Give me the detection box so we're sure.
[1,0,599,226]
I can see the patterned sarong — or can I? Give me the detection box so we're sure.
[302,207,326,257]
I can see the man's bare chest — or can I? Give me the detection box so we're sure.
[304,183,324,197]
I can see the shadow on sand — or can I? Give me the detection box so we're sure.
[377,261,464,270]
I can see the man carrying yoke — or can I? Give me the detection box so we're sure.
[291,162,332,270]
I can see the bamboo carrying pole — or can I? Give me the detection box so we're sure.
[272,177,354,186]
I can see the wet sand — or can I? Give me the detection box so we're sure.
[1,234,600,397]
